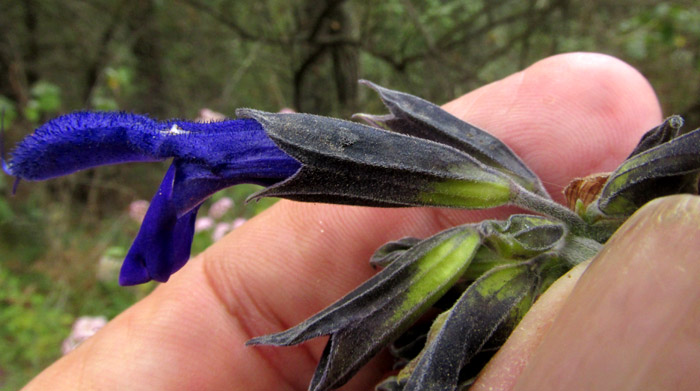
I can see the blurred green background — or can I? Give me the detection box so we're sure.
[0,0,698,389]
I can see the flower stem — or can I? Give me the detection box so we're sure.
[511,185,589,236]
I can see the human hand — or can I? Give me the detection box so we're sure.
[24,52,696,391]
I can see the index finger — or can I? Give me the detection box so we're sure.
[204,52,662,336]
[22,53,663,391]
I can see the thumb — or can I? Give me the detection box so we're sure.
[475,195,700,391]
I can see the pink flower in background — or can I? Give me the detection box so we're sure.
[97,250,123,282]
[278,107,295,114]
[128,200,149,223]
[194,216,215,232]
[232,217,247,229]
[208,197,234,219]
[211,222,232,242]
[62,316,108,355]
[196,108,226,122]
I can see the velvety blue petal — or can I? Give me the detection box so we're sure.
[119,164,201,285]
[6,112,301,187]
[8,112,166,180]
[144,118,301,215]
[169,207,199,276]
[171,151,301,215]
[118,135,299,285]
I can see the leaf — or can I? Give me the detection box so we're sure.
[354,80,548,198]
[247,226,482,391]
[237,109,515,209]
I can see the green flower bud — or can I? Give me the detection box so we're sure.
[401,258,545,391]
[247,226,481,391]
[597,121,700,216]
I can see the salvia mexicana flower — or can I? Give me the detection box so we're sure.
[5,81,700,391]
[2,112,301,285]
[2,83,586,286]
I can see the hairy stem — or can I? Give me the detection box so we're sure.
[511,185,589,237]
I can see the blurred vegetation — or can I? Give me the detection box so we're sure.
[0,0,698,389]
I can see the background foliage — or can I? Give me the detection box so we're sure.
[1,0,699,389]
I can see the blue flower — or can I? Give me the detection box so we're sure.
[1,84,575,288]
[2,112,301,285]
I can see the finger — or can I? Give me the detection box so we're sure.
[197,53,662,386]
[443,52,662,202]
[511,195,700,391]
[204,52,662,337]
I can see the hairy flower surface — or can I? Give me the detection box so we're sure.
[3,112,301,284]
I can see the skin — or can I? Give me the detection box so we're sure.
[22,52,700,391]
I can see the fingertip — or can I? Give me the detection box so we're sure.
[529,52,663,162]
[513,195,700,390]
[443,52,663,202]
[526,52,663,177]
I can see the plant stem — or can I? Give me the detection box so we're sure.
[511,185,589,236]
